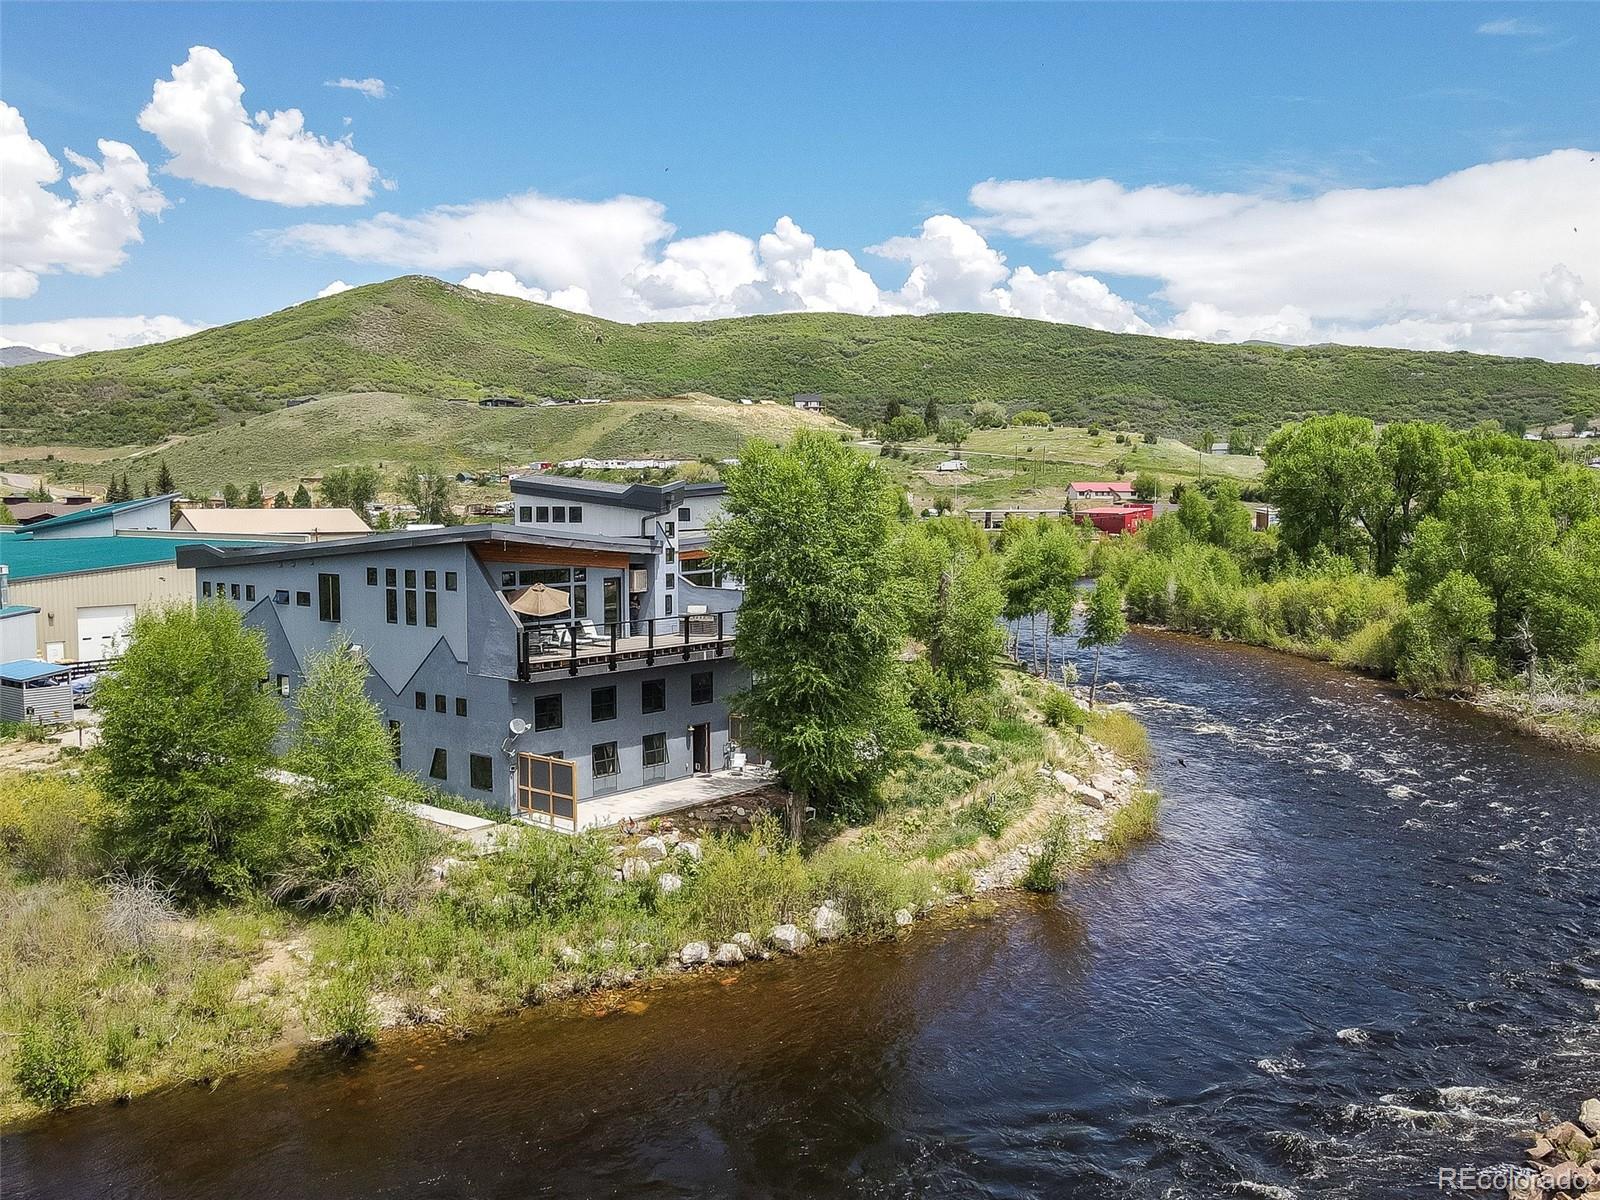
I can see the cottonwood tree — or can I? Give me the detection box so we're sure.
[321,465,382,515]
[713,431,916,836]
[396,464,457,525]
[96,603,285,899]
[1078,578,1127,706]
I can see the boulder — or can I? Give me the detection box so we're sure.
[621,856,653,882]
[712,942,745,966]
[811,903,846,941]
[1548,1122,1586,1148]
[656,872,683,895]
[662,829,681,846]
[1581,1097,1600,1137]
[679,941,710,966]
[1051,770,1080,791]
[1089,773,1120,794]
[636,835,668,862]
[557,945,582,967]
[678,840,703,863]
[1120,768,1138,783]
[894,908,914,928]
[1075,786,1106,810]
[1527,1134,1555,1161]
[731,931,759,956]
[770,923,812,954]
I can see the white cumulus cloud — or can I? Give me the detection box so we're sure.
[325,77,387,100]
[315,279,354,298]
[973,149,1600,360]
[138,46,380,206]
[0,314,206,357]
[0,101,168,299]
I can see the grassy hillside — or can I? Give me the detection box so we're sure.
[5,391,844,498]
[3,275,1597,447]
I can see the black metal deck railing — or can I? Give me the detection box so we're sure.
[517,611,736,678]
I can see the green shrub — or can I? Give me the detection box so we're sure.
[1022,814,1081,892]
[1089,709,1152,767]
[805,843,933,936]
[0,773,108,880]
[1102,790,1161,855]
[1039,687,1088,731]
[308,971,378,1053]
[14,1005,94,1107]
[679,821,809,936]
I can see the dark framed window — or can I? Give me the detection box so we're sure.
[385,567,397,586]
[317,573,340,622]
[519,506,532,523]
[429,748,448,781]
[404,569,417,588]
[592,742,619,777]
[551,506,566,524]
[664,595,674,616]
[424,569,437,590]
[501,570,517,588]
[434,693,446,714]
[643,732,668,767]
[455,696,467,717]
[245,584,256,601]
[414,690,426,709]
[274,589,290,605]
[691,671,713,705]
[295,591,311,607]
[366,567,378,586]
[666,547,676,562]
[469,753,493,791]
[569,506,583,523]
[664,521,675,538]
[405,589,417,626]
[534,693,562,731]
[386,588,398,624]
[536,506,549,522]
[666,572,675,590]
[425,592,438,628]
[678,506,691,523]
[591,685,617,722]
[642,677,666,713]
[202,581,212,597]
[230,583,240,600]
[444,571,458,591]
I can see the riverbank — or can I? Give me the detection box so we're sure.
[0,668,1156,1125]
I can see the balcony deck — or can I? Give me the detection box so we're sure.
[517,613,736,678]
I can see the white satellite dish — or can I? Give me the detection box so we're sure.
[508,717,530,736]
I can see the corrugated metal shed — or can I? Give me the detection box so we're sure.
[0,660,73,725]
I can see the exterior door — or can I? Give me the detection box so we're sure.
[602,577,622,628]
[691,723,711,774]
[517,752,579,829]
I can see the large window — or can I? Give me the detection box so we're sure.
[317,573,341,622]
[499,566,588,618]
[643,732,668,767]
[591,685,617,722]
[592,741,619,778]
[691,671,713,705]
[469,753,493,792]
[642,677,666,713]
[534,693,563,731]
[429,748,448,780]
[424,592,438,628]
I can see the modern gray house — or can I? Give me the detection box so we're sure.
[177,476,748,827]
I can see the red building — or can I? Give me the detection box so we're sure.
[1072,503,1154,535]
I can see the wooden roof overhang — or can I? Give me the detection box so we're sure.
[471,542,633,570]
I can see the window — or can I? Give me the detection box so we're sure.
[536,506,549,523]
[385,568,397,587]
[666,572,676,590]
[296,591,311,607]
[445,571,458,591]
[425,570,437,590]
[425,592,438,628]
[643,732,668,767]
[568,506,583,524]
[386,588,398,624]
[202,581,212,598]
[519,506,532,523]
[664,521,675,538]
[592,742,619,777]
[455,697,467,717]
[591,685,617,722]
[501,570,517,588]
[405,589,417,626]
[642,677,666,713]
[534,693,562,731]
[469,753,493,791]
[230,583,240,600]
[551,506,566,523]
[678,506,691,523]
[274,589,290,605]
[434,693,446,714]
[664,595,674,617]
[429,748,448,781]
[415,691,427,710]
[245,585,256,601]
[404,569,416,588]
[666,547,676,562]
[276,674,290,696]
[691,671,713,705]
[317,573,341,622]
[366,567,378,586]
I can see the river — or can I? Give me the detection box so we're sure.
[5,630,1598,1199]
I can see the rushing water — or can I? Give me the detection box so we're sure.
[6,630,1599,1200]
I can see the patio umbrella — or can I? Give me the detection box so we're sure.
[509,583,571,618]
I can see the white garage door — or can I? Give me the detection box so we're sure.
[76,604,135,661]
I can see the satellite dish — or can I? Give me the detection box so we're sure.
[508,717,530,736]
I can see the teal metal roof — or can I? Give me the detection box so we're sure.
[0,531,271,581]
[0,605,40,619]
[20,492,178,534]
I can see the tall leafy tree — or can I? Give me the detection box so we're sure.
[243,481,265,509]
[321,464,382,514]
[1078,578,1128,706]
[713,432,915,835]
[292,484,313,508]
[396,464,457,525]
[1263,415,1380,563]
[96,603,285,899]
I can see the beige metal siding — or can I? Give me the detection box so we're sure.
[7,564,196,661]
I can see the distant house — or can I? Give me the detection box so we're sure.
[1066,481,1136,504]
[284,396,314,408]
[1252,505,1280,533]
[3,497,97,526]
[1209,442,1230,454]
[480,396,526,409]
[575,397,608,406]
[936,459,968,473]
[1523,431,1543,441]
[173,508,371,539]
[793,394,823,412]
[1072,504,1154,536]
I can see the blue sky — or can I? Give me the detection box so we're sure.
[2,2,1596,360]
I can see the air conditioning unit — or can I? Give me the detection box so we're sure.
[629,569,649,593]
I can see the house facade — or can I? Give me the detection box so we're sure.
[178,476,746,825]
[1066,481,1136,504]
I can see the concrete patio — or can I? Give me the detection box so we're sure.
[541,767,775,832]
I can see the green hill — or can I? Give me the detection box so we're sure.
[3,275,1597,447]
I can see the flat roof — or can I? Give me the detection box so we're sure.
[175,508,371,536]
[0,659,70,683]
[175,523,652,570]
[0,605,41,619]
[0,531,271,581]
[509,474,724,510]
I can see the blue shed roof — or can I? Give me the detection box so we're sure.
[0,659,69,683]
[0,605,41,619]
[0,531,272,581]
